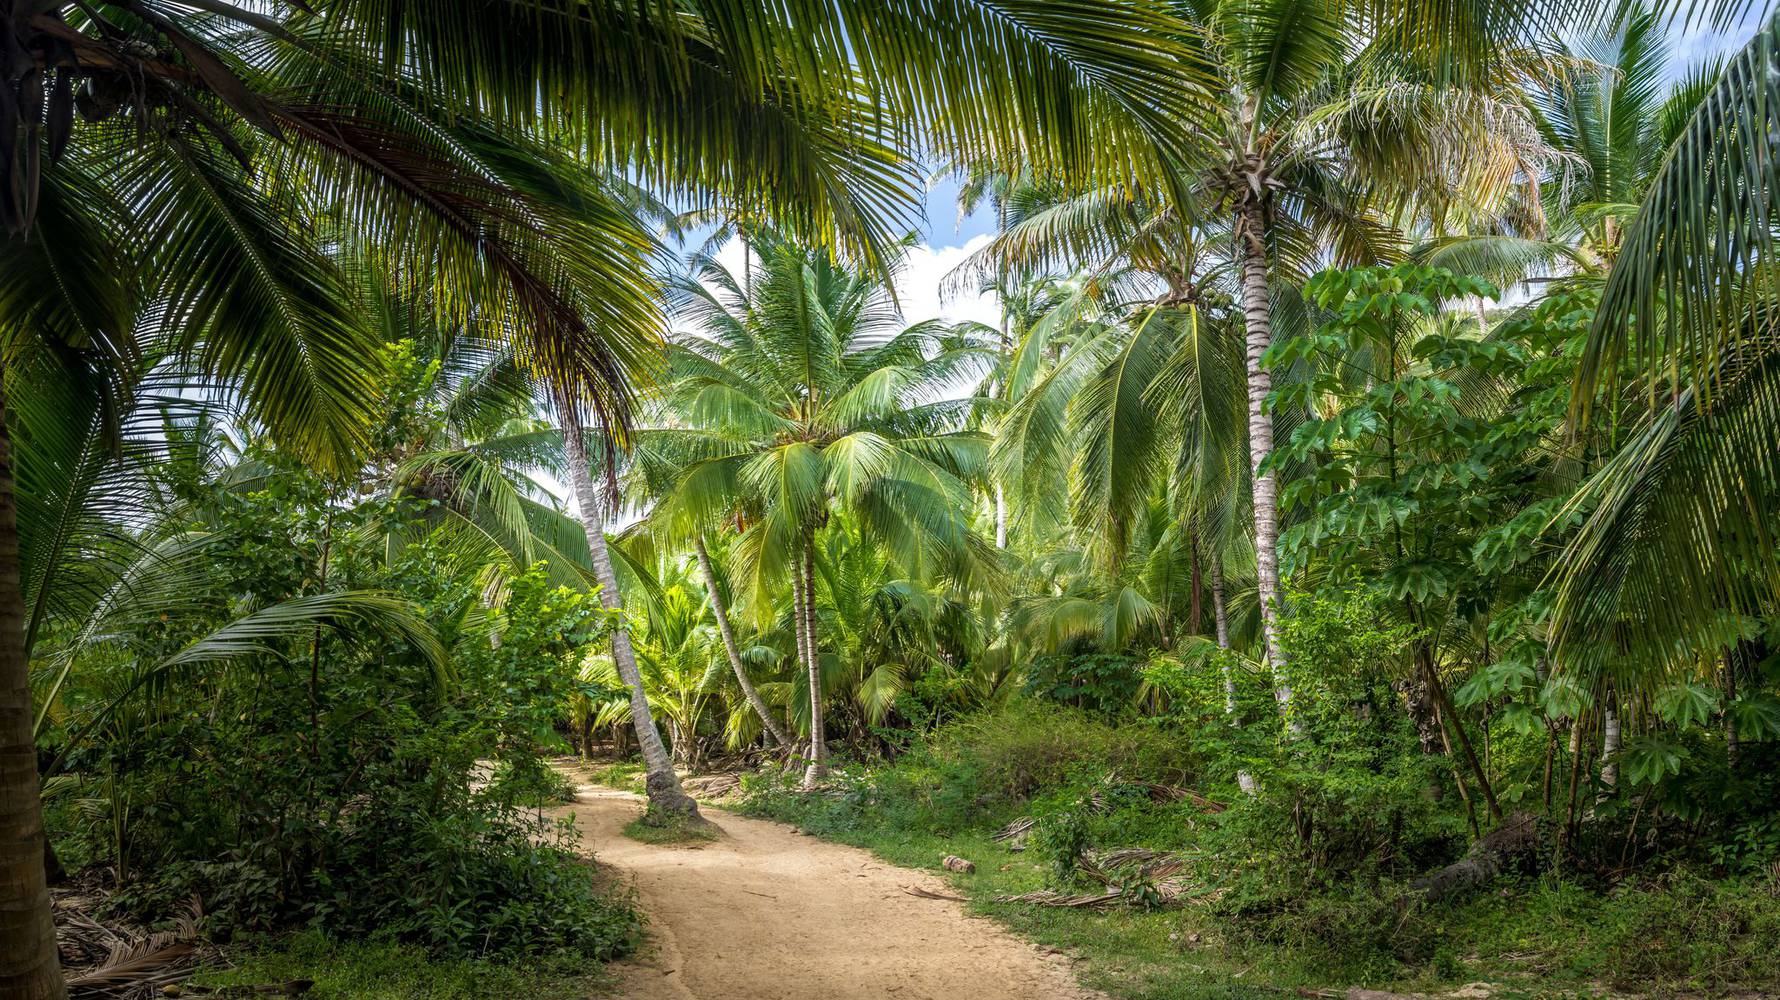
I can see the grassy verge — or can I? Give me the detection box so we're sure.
[734,705,1780,1000]
[185,932,619,1000]
[569,759,648,794]
[622,814,720,846]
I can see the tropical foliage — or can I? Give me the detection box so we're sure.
[7,0,1780,997]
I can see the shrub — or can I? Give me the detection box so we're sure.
[48,482,637,961]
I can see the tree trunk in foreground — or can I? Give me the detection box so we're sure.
[557,394,700,823]
[694,535,789,748]
[0,371,67,1000]
[1234,204,1295,727]
[800,533,827,788]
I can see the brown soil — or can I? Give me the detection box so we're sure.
[552,766,1104,1000]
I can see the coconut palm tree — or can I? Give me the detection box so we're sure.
[0,2,1231,986]
[1556,14,1780,681]
[639,236,996,786]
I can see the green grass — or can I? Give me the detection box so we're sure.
[739,773,1780,1000]
[573,759,648,794]
[187,932,618,1000]
[734,794,1290,999]
[621,814,720,846]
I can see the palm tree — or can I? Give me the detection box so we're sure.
[1556,14,1780,681]
[641,236,995,786]
[957,1,1554,725]
[1,3,1231,987]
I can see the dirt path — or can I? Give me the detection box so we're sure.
[551,767,1103,1000]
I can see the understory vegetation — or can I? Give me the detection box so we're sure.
[742,701,1780,997]
[7,1,1780,999]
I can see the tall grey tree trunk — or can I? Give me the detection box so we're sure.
[694,535,789,747]
[556,392,700,823]
[800,533,827,788]
[0,372,67,1000]
[1234,205,1295,727]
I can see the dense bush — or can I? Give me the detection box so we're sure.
[45,468,638,961]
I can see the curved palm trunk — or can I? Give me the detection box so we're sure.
[0,379,67,999]
[1234,205,1295,727]
[800,533,827,788]
[557,393,699,822]
[694,535,789,747]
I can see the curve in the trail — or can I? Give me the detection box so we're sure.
[552,769,1103,1000]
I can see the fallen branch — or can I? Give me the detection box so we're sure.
[1414,812,1541,902]
[993,888,1123,908]
[901,885,970,902]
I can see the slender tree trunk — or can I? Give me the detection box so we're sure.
[1599,690,1620,792]
[556,391,699,823]
[1188,529,1203,638]
[1209,559,1256,795]
[0,370,67,999]
[1433,694,1481,838]
[1234,204,1294,725]
[800,532,827,788]
[1420,650,1502,821]
[1723,657,1741,772]
[694,536,789,747]
[1209,559,1235,713]
[790,546,810,712]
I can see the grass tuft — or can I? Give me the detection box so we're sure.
[622,813,720,847]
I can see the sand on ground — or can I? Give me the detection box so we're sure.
[551,766,1104,1000]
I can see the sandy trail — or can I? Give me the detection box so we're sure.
[551,766,1103,1000]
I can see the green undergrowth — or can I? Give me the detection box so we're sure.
[574,759,649,794]
[186,931,620,1000]
[622,813,720,846]
[737,702,1780,999]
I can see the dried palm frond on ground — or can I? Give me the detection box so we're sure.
[994,777,1226,858]
[995,847,1221,910]
[54,887,209,999]
[991,816,1036,851]
[680,773,746,803]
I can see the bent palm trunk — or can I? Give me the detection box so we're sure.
[1234,203,1295,726]
[0,375,66,1000]
[694,536,789,747]
[557,393,699,823]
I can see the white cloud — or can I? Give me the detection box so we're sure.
[893,235,1003,329]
